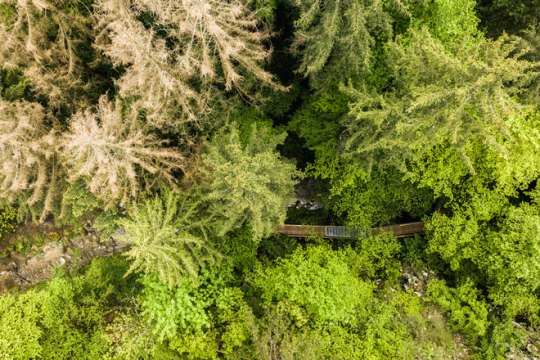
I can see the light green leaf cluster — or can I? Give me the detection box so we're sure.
[140,277,210,342]
[139,266,255,358]
[255,244,374,325]
[428,203,540,323]
[427,279,489,339]
[0,267,116,360]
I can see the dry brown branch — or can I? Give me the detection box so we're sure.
[94,0,284,127]
[0,98,59,218]
[0,0,95,108]
[61,97,185,207]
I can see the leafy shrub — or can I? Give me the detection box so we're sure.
[140,276,210,342]
[427,279,490,339]
[254,244,373,325]
[0,69,29,101]
[350,232,402,280]
[0,256,133,359]
[0,205,16,240]
[57,181,102,226]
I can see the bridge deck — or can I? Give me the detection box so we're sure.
[276,221,424,239]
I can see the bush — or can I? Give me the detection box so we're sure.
[0,205,16,240]
[427,279,490,340]
[254,244,373,325]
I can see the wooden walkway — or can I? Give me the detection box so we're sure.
[276,221,425,239]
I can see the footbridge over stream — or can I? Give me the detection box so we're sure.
[276,221,425,239]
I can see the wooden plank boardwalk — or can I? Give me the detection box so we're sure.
[276,221,425,239]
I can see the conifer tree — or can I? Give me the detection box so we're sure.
[120,189,216,286]
[61,97,184,208]
[94,0,283,127]
[291,0,410,90]
[201,123,299,240]
[343,28,540,176]
[0,99,59,219]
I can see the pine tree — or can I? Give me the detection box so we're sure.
[120,189,217,286]
[291,0,410,90]
[201,123,299,240]
[94,0,284,127]
[0,99,59,219]
[343,28,540,176]
[60,97,184,208]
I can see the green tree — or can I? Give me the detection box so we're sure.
[0,256,131,359]
[477,0,540,36]
[291,0,410,90]
[119,189,217,286]
[254,244,374,325]
[139,266,254,358]
[201,123,299,241]
[426,279,490,339]
[290,92,433,228]
[428,204,540,323]
[343,29,540,177]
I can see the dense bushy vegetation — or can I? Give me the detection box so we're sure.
[0,0,539,358]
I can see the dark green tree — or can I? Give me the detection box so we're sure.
[201,122,300,241]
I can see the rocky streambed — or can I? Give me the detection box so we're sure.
[0,223,128,293]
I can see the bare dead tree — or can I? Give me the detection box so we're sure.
[61,96,185,207]
[0,98,59,219]
[94,0,285,127]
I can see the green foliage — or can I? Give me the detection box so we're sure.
[0,69,29,101]
[250,0,279,22]
[201,123,300,241]
[291,91,434,227]
[291,0,411,90]
[258,233,299,263]
[57,181,102,226]
[140,266,254,358]
[120,189,217,287]
[255,244,373,325]
[140,276,210,342]
[413,0,481,45]
[104,310,155,360]
[0,256,135,360]
[0,4,16,25]
[350,232,402,280]
[0,205,16,240]
[289,91,349,164]
[326,164,434,227]
[428,204,540,323]
[477,205,540,321]
[344,29,540,178]
[478,0,540,36]
[1,0,539,357]
[476,321,528,359]
[427,279,490,339]
[219,226,260,273]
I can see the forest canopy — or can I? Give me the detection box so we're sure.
[0,0,539,358]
